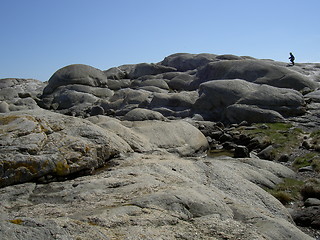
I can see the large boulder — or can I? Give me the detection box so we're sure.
[43,64,108,95]
[128,63,177,79]
[160,53,217,71]
[123,108,166,121]
[0,109,132,188]
[149,91,198,110]
[194,79,306,122]
[225,104,285,124]
[40,64,112,116]
[125,120,209,156]
[167,73,195,91]
[195,59,319,91]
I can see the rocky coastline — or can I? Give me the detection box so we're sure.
[1,53,320,239]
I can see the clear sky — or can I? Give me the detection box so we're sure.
[1,0,320,81]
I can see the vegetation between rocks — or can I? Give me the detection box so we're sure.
[237,122,303,159]
[265,178,304,205]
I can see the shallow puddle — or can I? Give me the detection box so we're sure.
[207,149,234,158]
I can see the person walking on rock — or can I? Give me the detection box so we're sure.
[289,52,295,66]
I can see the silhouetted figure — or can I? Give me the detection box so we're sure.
[289,52,295,66]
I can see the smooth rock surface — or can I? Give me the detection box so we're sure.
[0,152,312,240]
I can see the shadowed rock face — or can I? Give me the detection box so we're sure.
[194,79,306,122]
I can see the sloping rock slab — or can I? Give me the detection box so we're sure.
[0,153,312,239]
[0,109,132,188]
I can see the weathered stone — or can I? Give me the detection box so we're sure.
[43,64,108,95]
[0,78,45,112]
[104,66,127,80]
[105,78,131,90]
[125,120,209,156]
[195,59,319,91]
[167,73,195,91]
[160,53,217,71]
[87,115,154,153]
[305,198,320,207]
[128,63,176,79]
[149,91,198,110]
[225,104,285,124]
[0,101,10,113]
[1,152,311,240]
[123,108,165,121]
[2,53,320,239]
[257,145,275,160]
[194,79,303,123]
[0,109,132,187]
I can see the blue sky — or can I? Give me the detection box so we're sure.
[1,0,320,81]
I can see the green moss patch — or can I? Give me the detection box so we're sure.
[237,123,303,159]
[293,152,320,172]
[266,178,304,205]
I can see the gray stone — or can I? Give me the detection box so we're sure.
[87,115,153,153]
[0,101,9,113]
[123,108,165,121]
[125,120,209,156]
[135,78,169,90]
[128,63,176,79]
[194,79,304,123]
[138,85,168,93]
[0,78,45,112]
[225,104,285,124]
[305,198,320,207]
[160,53,217,71]
[105,79,131,90]
[0,109,132,188]
[167,73,195,91]
[109,88,151,105]
[104,66,127,80]
[305,89,320,103]
[0,152,311,239]
[216,54,244,60]
[195,59,319,91]
[149,91,198,110]
[43,64,108,95]
[257,145,275,160]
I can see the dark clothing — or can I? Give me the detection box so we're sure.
[289,53,295,65]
